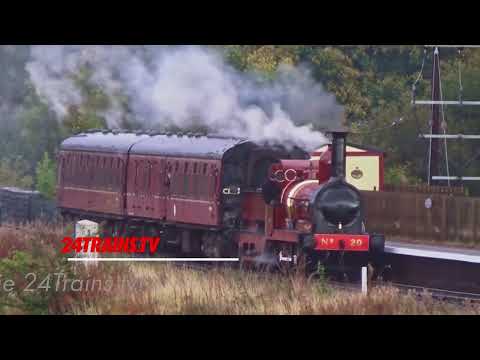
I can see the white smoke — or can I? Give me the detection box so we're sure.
[26,45,344,151]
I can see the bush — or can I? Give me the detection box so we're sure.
[0,223,77,315]
[0,157,33,189]
[35,152,56,200]
[385,163,422,186]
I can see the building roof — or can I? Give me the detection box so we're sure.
[312,143,385,156]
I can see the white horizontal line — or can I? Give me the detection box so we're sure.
[421,134,480,139]
[68,258,240,262]
[413,100,480,105]
[385,246,480,264]
[432,176,480,181]
[424,45,480,48]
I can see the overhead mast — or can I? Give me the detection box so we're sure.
[413,45,480,184]
[430,47,441,185]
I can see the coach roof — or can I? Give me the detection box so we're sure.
[130,134,250,159]
[60,131,251,159]
[61,132,151,154]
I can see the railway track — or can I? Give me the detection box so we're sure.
[385,283,480,305]
[314,279,480,305]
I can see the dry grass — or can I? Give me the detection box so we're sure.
[0,221,69,258]
[1,222,479,315]
[72,263,480,315]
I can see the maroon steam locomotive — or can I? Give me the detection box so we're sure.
[57,129,385,278]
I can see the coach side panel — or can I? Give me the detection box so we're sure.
[166,158,222,226]
[125,154,222,226]
[57,151,127,217]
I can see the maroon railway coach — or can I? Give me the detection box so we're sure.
[57,130,385,278]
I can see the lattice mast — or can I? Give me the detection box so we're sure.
[414,45,480,184]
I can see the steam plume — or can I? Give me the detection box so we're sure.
[26,45,344,150]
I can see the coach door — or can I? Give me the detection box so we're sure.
[153,157,168,220]
[127,158,153,219]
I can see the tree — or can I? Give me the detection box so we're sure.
[0,157,34,189]
[35,152,56,199]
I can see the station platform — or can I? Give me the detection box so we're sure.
[385,241,480,264]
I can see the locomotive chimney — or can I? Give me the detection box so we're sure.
[330,130,348,179]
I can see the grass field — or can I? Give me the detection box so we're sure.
[0,223,479,315]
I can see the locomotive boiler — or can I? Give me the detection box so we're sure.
[56,129,384,279]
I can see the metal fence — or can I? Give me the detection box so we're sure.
[0,187,58,225]
[361,190,480,244]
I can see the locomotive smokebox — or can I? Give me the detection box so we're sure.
[331,130,348,179]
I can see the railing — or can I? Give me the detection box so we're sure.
[382,184,466,196]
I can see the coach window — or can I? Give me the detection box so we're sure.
[85,155,92,188]
[169,161,175,194]
[103,157,111,190]
[109,158,115,190]
[102,157,108,191]
[60,157,66,185]
[76,155,81,186]
[146,161,153,193]
[169,161,175,195]
[135,161,140,188]
[59,158,65,184]
[113,158,119,190]
[209,164,216,193]
[106,158,111,190]
[173,161,180,196]
[115,159,121,189]
[61,157,66,185]
[78,155,84,187]
[119,159,124,189]
[107,158,112,191]
[183,162,189,197]
[203,162,209,199]
[192,162,197,197]
[83,155,89,187]
[71,155,76,186]
[175,161,182,196]
[71,156,76,186]
[69,155,75,186]
[142,161,148,193]
[88,156,95,186]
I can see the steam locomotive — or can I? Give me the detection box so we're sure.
[57,129,385,279]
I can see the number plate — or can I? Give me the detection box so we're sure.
[314,234,370,252]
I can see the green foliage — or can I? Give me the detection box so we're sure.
[35,152,56,199]
[384,163,422,186]
[0,157,34,189]
[0,250,75,315]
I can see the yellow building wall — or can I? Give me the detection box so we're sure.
[346,156,380,191]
